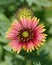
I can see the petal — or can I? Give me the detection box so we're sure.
[27,42,34,52]
[32,40,41,49]
[36,34,46,42]
[31,17,40,29]
[6,35,17,40]
[11,20,21,31]
[22,43,27,50]
[6,20,22,40]
[8,40,22,53]
[20,18,27,28]
[35,24,46,33]
[37,29,46,33]
[20,18,32,28]
[26,18,32,28]
[6,32,18,40]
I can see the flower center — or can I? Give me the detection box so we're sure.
[17,28,34,42]
[22,31,29,38]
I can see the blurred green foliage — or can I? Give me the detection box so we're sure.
[0,0,52,65]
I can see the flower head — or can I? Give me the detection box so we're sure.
[6,17,47,53]
[16,7,33,20]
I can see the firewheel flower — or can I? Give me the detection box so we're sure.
[6,17,47,53]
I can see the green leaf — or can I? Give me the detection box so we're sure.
[0,13,10,43]
[45,7,52,17]
[0,45,3,61]
[3,46,12,53]
[44,38,52,61]
[46,17,52,24]
[0,13,10,34]
[48,26,52,35]
[0,37,8,43]
[0,13,10,23]
[26,60,32,65]
[16,54,25,61]
[47,38,52,49]
[8,5,17,12]
[0,62,8,65]
[33,60,41,65]
[36,45,49,59]
[26,0,34,6]
[26,0,52,7]
[0,7,5,13]
[0,55,12,65]
[0,0,16,5]
[48,50,52,61]
[4,55,13,65]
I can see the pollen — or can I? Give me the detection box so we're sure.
[17,28,34,42]
[22,31,29,38]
